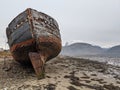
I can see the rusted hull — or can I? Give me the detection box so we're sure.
[6,8,62,78]
[37,36,61,60]
[6,8,61,62]
[11,39,37,64]
[11,37,61,64]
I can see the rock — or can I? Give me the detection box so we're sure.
[67,86,78,90]
[103,84,120,90]
[44,84,56,90]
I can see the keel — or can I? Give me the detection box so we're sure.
[29,52,45,79]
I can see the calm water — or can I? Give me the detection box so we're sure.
[79,55,120,67]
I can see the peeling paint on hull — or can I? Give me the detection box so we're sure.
[6,8,62,78]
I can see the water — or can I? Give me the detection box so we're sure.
[78,55,120,67]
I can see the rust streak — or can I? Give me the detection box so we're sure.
[10,39,35,52]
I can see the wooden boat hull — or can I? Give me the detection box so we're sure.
[11,37,61,64]
[6,8,62,78]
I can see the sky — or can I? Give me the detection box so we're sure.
[0,0,120,49]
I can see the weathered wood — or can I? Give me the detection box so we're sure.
[6,8,62,78]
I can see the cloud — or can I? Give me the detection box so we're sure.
[0,0,120,48]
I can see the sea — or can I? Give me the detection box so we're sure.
[78,55,120,67]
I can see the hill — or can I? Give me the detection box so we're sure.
[104,45,120,57]
[61,42,120,57]
[61,43,104,56]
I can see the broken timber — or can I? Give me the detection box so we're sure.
[6,8,62,79]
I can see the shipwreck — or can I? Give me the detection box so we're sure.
[6,8,62,79]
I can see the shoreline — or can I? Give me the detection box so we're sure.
[0,56,120,90]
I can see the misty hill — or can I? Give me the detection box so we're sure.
[107,45,120,53]
[61,43,120,57]
[104,45,120,57]
[61,43,104,56]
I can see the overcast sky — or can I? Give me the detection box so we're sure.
[0,0,120,48]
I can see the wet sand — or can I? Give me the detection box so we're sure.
[0,56,120,90]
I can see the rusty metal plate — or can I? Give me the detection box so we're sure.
[29,52,45,79]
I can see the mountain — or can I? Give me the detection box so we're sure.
[107,45,120,53]
[61,42,120,57]
[61,43,104,56]
[104,45,120,57]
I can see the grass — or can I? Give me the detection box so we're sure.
[0,50,11,57]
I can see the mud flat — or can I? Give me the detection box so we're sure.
[0,56,120,90]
